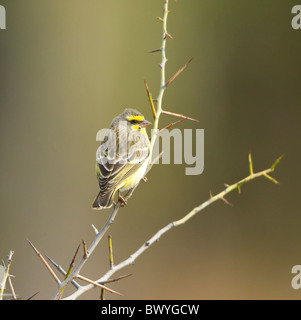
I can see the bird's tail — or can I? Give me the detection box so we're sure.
[92,189,115,210]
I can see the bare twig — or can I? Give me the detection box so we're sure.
[63,154,282,300]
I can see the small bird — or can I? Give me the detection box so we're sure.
[92,108,151,209]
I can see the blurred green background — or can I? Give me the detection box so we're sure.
[0,0,300,300]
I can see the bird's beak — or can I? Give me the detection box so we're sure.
[140,119,152,128]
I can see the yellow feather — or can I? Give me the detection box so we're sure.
[127,115,144,122]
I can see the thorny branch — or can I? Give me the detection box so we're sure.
[24,0,283,300]
[62,154,283,300]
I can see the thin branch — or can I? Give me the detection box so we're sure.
[52,188,135,299]
[149,0,170,163]
[174,154,282,226]
[0,250,14,300]
[63,154,282,300]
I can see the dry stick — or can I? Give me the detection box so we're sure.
[64,154,283,300]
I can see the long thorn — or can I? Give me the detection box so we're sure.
[108,235,114,270]
[99,273,133,285]
[144,79,157,119]
[221,196,233,207]
[148,48,162,53]
[77,275,122,296]
[249,153,254,176]
[158,118,186,135]
[263,173,280,185]
[92,224,99,234]
[165,32,173,40]
[26,239,61,285]
[271,154,284,171]
[82,240,88,259]
[164,57,194,87]
[162,110,199,123]
[27,291,40,300]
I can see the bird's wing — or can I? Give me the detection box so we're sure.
[96,128,149,194]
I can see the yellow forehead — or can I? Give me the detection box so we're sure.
[127,115,144,121]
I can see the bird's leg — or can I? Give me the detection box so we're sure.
[141,176,148,183]
[118,190,127,207]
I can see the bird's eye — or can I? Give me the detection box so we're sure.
[130,119,139,124]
